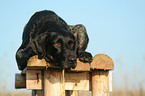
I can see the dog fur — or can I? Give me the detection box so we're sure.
[16,10,92,70]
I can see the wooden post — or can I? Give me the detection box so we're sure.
[92,70,109,96]
[15,54,114,96]
[91,54,114,96]
[43,69,65,96]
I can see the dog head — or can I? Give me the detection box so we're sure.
[44,27,77,69]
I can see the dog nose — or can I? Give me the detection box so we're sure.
[68,57,77,62]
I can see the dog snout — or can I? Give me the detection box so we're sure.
[68,57,77,63]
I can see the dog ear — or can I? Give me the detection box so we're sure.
[69,24,89,50]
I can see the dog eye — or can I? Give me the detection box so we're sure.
[68,41,74,47]
[54,43,61,47]
[70,43,74,46]
[69,42,74,47]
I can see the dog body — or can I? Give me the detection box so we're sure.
[16,10,92,70]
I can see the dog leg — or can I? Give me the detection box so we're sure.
[16,46,36,70]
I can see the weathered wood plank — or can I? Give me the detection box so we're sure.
[15,72,90,91]
[26,70,42,90]
[27,54,114,71]
[15,74,26,89]
[27,56,56,69]
[27,56,90,71]
[65,72,90,90]
[69,60,90,72]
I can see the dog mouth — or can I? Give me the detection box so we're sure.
[60,62,77,69]
[68,57,77,69]
[44,55,77,69]
[70,62,77,69]
[68,57,77,63]
[57,57,77,69]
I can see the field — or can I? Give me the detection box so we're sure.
[0,90,145,96]
[0,91,31,96]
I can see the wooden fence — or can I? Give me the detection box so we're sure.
[15,54,114,96]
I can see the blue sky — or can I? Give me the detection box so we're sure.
[0,0,145,91]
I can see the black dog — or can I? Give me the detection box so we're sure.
[16,10,92,70]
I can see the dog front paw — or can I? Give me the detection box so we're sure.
[79,51,93,63]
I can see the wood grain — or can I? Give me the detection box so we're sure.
[91,54,114,70]
[26,70,42,90]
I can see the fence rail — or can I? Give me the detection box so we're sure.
[15,54,114,96]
